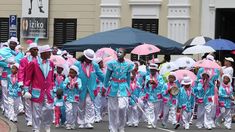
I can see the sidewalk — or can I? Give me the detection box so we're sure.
[0,116,17,132]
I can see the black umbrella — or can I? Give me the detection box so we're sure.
[184,36,212,48]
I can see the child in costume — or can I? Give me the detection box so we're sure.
[54,89,66,128]
[63,65,82,130]
[216,74,234,130]
[127,62,142,127]
[162,72,180,128]
[176,76,195,130]
[7,63,21,122]
[143,63,164,129]
[195,71,215,130]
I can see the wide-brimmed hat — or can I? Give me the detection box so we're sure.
[83,49,95,60]
[70,65,79,74]
[7,37,19,45]
[39,45,52,53]
[28,43,38,50]
[94,57,102,64]
[225,57,234,63]
[181,76,193,85]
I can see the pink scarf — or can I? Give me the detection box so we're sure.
[185,87,192,97]
[130,78,137,91]
[11,74,18,85]
[56,74,64,85]
[68,76,77,89]
[222,83,231,95]
[200,79,209,92]
[82,63,93,78]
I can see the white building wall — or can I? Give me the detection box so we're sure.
[100,0,121,32]
[167,0,190,43]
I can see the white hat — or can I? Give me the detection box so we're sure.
[206,54,215,61]
[70,65,79,74]
[62,50,68,55]
[181,76,193,85]
[149,63,158,70]
[11,63,19,69]
[94,57,102,64]
[7,37,19,45]
[1,42,8,47]
[39,45,52,53]
[222,74,232,83]
[28,43,38,50]
[225,57,234,62]
[83,49,95,60]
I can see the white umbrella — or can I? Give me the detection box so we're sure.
[182,45,215,54]
[159,62,179,75]
[175,56,196,69]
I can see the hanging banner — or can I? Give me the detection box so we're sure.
[21,0,49,39]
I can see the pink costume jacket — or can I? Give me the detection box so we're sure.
[24,58,55,104]
[18,56,37,88]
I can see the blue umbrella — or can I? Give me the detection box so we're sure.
[63,27,183,54]
[205,39,235,50]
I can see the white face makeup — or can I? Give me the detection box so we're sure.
[117,49,125,59]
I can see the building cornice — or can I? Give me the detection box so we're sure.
[128,0,162,5]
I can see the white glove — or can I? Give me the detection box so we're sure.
[23,92,32,99]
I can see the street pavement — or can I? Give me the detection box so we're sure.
[8,114,234,132]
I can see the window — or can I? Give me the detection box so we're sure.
[54,19,77,48]
[132,19,159,34]
[0,18,21,42]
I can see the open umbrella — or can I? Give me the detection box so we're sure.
[175,69,197,82]
[205,39,235,50]
[50,55,66,66]
[96,47,116,58]
[194,59,221,69]
[159,62,179,75]
[131,43,160,55]
[184,36,212,47]
[175,56,196,69]
[182,45,215,54]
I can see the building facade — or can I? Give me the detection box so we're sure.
[0,0,235,49]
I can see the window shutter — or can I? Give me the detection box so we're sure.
[54,19,77,48]
[0,18,9,42]
[132,19,159,35]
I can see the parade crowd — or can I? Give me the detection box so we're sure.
[0,37,234,132]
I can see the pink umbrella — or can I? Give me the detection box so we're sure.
[67,57,77,66]
[175,70,197,82]
[194,59,221,69]
[96,48,116,58]
[131,43,160,55]
[50,55,66,66]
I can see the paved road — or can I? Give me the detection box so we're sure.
[11,114,234,132]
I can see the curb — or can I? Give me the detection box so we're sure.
[0,116,17,132]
